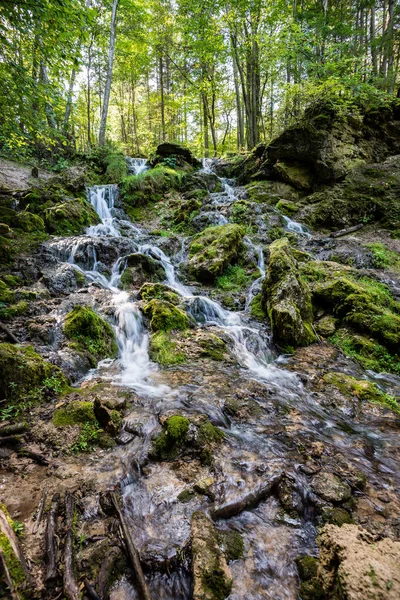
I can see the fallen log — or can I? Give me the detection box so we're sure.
[64,492,79,600]
[0,548,20,600]
[18,448,50,465]
[110,491,152,600]
[0,322,19,344]
[45,493,59,583]
[0,505,32,592]
[329,224,364,238]
[210,471,283,521]
[0,423,29,437]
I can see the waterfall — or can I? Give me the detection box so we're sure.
[86,184,120,237]
[127,157,148,176]
[282,215,311,237]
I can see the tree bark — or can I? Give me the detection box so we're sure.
[159,54,166,142]
[99,0,119,145]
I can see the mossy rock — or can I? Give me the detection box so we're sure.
[0,279,15,303]
[323,372,400,415]
[149,331,187,365]
[0,343,68,401]
[53,401,96,427]
[316,315,337,336]
[275,199,299,216]
[120,165,186,212]
[152,415,190,460]
[138,283,180,304]
[0,206,45,232]
[261,238,316,348]
[173,198,202,225]
[189,224,246,283]
[142,299,190,332]
[249,293,267,320]
[120,253,165,289]
[218,530,244,562]
[330,328,400,375]
[63,305,118,367]
[0,300,28,321]
[44,197,100,235]
[198,333,227,361]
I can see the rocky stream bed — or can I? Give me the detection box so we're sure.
[1,105,400,600]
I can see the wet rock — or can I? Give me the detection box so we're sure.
[191,211,226,232]
[191,511,232,600]
[261,238,316,348]
[93,398,122,436]
[138,282,180,305]
[317,524,400,599]
[193,477,214,495]
[311,472,351,503]
[115,430,134,445]
[120,253,165,289]
[218,529,244,562]
[189,224,246,283]
[42,264,83,296]
[321,506,354,526]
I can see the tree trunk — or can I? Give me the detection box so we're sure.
[159,54,166,142]
[370,4,378,75]
[202,93,209,157]
[40,62,57,130]
[233,56,244,150]
[99,0,119,146]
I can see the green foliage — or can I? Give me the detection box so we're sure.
[216,265,250,292]
[366,243,400,271]
[63,306,118,367]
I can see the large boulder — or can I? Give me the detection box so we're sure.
[149,142,201,169]
[63,305,118,367]
[189,224,246,283]
[44,197,100,235]
[261,238,316,348]
[317,524,400,599]
[119,253,165,289]
[191,511,233,600]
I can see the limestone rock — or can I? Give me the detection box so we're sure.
[191,511,232,600]
[311,472,351,503]
[317,524,400,599]
[261,238,316,347]
[189,224,245,283]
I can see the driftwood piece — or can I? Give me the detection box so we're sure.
[64,492,79,600]
[0,548,20,600]
[45,493,59,583]
[110,492,152,600]
[329,224,364,238]
[83,578,102,600]
[0,322,19,344]
[18,448,50,465]
[210,472,283,521]
[32,490,47,535]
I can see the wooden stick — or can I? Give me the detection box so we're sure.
[0,547,21,600]
[83,578,102,600]
[32,490,47,535]
[110,492,152,600]
[0,322,19,344]
[17,448,50,465]
[45,493,59,583]
[64,492,79,600]
[329,223,364,238]
[210,472,283,521]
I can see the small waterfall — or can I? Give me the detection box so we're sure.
[86,185,120,237]
[127,157,148,176]
[282,215,311,237]
[244,237,266,309]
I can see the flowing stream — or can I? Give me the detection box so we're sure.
[47,159,400,599]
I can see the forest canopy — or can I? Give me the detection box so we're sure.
[0,0,399,162]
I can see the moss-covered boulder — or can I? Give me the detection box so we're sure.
[173,198,202,225]
[53,400,96,427]
[0,206,45,233]
[0,343,68,400]
[44,197,100,235]
[189,224,246,283]
[138,282,180,305]
[120,253,165,289]
[63,305,118,367]
[273,160,313,191]
[149,142,201,169]
[191,511,233,600]
[142,299,190,332]
[261,238,316,348]
[330,329,400,375]
[152,415,190,460]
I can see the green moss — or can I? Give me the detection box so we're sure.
[178,488,195,503]
[323,372,400,415]
[276,199,298,216]
[0,343,68,401]
[203,568,232,600]
[321,507,354,526]
[216,265,253,292]
[44,197,100,235]
[198,421,225,445]
[0,531,26,590]
[218,530,244,562]
[138,283,180,305]
[0,300,28,320]
[149,331,187,365]
[63,306,118,367]
[0,279,15,303]
[189,224,246,283]
[121,165,185,211]
[53,401,96,427]
[330,329,399,375]
[249,293,266,320]
[0,207,45,232]
[119,254,165,289]
[173,198,202,225]
[152,415,190,460]
[104,152,127,182]
[231,200,250,224]
[142,299,190,332]
[74,270,85,286]
[365,242,400,271]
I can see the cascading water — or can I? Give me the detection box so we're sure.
[282,214,311,237]
[86,184,120,237]
[126,156,148,176]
